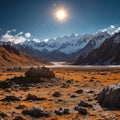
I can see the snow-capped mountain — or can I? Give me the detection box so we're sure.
[19,26,120,54]
[75,32,120,65]
[16,31,110,61]
[0,25,120,62]
[100,25,120,35]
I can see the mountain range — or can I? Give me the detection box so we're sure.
[0,44,48,67]
[75,32,120,65]
[0,25,120,65]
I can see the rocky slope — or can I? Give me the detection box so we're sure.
[19,32,110,62]
[75,32,120,65]
[0,44,48,67]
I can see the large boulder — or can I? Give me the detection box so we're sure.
[25,67,55,78]
[97,83,120,109]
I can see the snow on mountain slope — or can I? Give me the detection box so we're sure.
[100,25,120,35]
[20,32,109,55]
[0,25,120,59]
[74,32,120,65]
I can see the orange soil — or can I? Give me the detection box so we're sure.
[0,68,120,120]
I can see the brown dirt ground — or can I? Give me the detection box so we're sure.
[0,67,120,120]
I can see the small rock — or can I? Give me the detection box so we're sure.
[87,98,93,101]
[61,83,70,88]
[70,95,77,98]
[75,89,83,94]
[89,79,94,82]
[66,80,73,84]
[58,99,63,102]
[54,110,63,115]
[16,105,26,109]
[100,72,107,75]
[78,101,93,108]
[22,107,50,118]
[1,95,20,101]
[74,106,87,115]
[54,108,70,115]
[14,116,24,120]
[52,92,61,97]
[0,112,7,118]
[87,90,94,94]
[25,94,40,101]
[63,109,70,114]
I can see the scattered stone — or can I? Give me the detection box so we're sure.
[70,95,77,98]
[66,80,73,84]
[87,90,94,94]
[1,95,20,101]
[87,98,93,101]
[22,107,50,118]
[52,92,61,97]
[89,79,94,82]
[54,108,63,116]
[25,94,46,101]
[25,67,55,78]
[74,106,87,115]
[16,105,26,109]
[63,109,70,114]
[14,116,24,120]
[100,72,107,75]
[11,82,20,90]
[25,94,40,101]
[78,101,93,108]
[54,108,70,115]
[7,67,22,72]
[61,83,70,88]
[0,112,7,118]
[75,89,83,94]
[58,99,63,102]
[97,83,120,109]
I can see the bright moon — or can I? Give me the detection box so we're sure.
[55,9,67,22]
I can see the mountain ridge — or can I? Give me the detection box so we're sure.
[74,32,120,65]
[0,25,120,63]
[0,44,48,67]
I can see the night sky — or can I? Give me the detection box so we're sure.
[0,0,120,40]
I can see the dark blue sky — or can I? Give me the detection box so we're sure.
[0,0,120,40]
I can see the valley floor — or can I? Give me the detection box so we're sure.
[0,66,120,120]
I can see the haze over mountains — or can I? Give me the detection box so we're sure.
[0,25,120,65]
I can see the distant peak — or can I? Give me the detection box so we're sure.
[100,25,120,35]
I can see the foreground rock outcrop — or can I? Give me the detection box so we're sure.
[25,67,55,78]
[97,83,120,109]
[0,67,58,90]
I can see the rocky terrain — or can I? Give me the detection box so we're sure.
[0,44,49,67]
[75,32,120,65]
[0,66,119,119]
